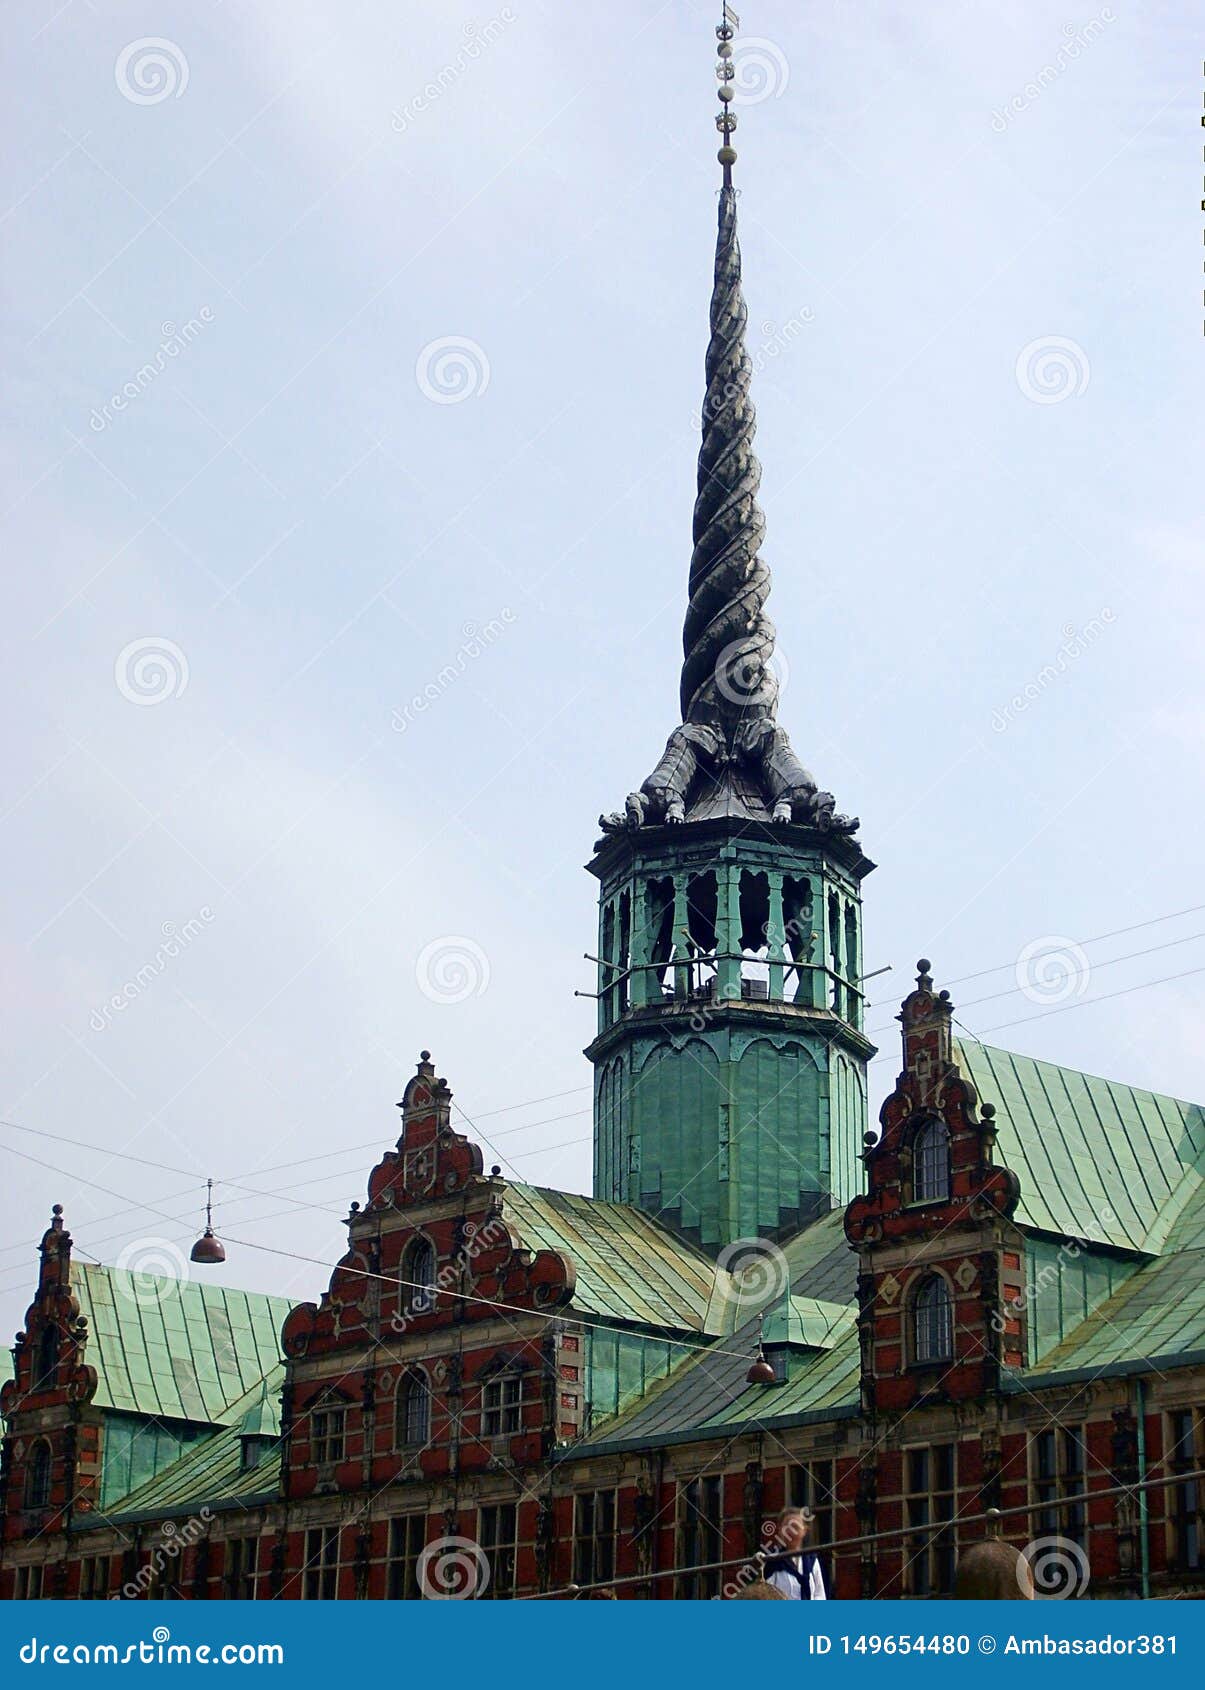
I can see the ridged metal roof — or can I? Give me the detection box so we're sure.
[954,1041,1205,1253]
[73,1263,292,1423]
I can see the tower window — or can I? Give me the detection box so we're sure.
[913,1275,954,1365]
[36,1325,59,1390]
[397,1369,431,1448]
[25,1440,52,1510]
[310,1401,346,1465]
[912,1117,951,1204]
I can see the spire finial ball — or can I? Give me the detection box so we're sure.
[420,1049,431,1062]
[917,958,931,975]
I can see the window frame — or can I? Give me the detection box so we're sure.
[910,1115,951,1205]
[1167,1407,1203,1574]
[901,1442,957,1597]
[302,1525,341,1600]
[573,1488,619,1587]
[477,1502,517,1600]
[78,1554,110,1601]
[676,1475,724,1599]
[24,1439,52,1511]
[387,1514,426,1600]
[309,1398,347,1466]
[14,1563,45,1600]
[223,1536,259,1599]
[790,1459,835,1594]
[911,1272,954,1366]
[482,1372,522,1438]
[396,1368,432,1449]
[401,1234,438,1319]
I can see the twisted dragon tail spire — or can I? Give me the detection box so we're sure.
[680,183,778,731]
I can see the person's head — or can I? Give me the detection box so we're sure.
[775,1506,812,1553]
[954,1540,1034,1600]
[729,1578,786,1600]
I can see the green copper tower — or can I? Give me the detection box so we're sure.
[586,12,875,1253]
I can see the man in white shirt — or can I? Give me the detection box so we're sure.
[764,1506,827,1600]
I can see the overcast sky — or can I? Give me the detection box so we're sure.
[1,1,1201,1339]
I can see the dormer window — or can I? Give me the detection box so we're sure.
[912,1117,950,1204]
[913,1274,954,1365]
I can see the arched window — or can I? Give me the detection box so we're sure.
[912,1117,950,1204]
[913,1275,954,1365]
[397,1369,431,1448]
[36,1325,60,1389]
[25,1440,52,1510]
[402,1236,437,1318]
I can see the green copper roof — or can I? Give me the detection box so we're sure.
[567,1208,861,1455]
[83,1368,286,1526]
[73,1263,293,1424]
[955,1041,1205,1254]
[504,1183,722,1331]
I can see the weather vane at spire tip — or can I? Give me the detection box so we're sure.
[714,5,740,186]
